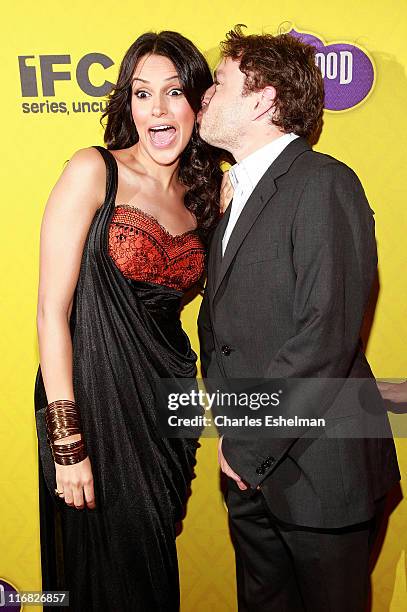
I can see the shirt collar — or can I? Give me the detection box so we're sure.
[229,132,299,191]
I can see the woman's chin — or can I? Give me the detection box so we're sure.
[148,147,183,166]
[145,136,190,166]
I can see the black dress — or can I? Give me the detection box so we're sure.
[34,146,206,611]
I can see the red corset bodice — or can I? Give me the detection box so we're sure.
[108,205,205,292]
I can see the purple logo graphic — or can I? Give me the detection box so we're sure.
[0,578,21,611]
[289,28,375,111]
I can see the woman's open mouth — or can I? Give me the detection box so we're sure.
[149,125,177,148]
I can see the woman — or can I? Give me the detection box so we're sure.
[34,31,224,611]
[377,380,407,403]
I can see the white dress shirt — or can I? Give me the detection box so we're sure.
[222,132,299,256]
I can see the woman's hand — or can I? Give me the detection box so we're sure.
[377,380,407,403]
[218,436,247,490]
[220,170,234,214]
[55,434,96,510]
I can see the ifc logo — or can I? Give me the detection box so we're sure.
[18,30,375,113]
[18,53,114,97]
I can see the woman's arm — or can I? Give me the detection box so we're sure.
[377,380,407,403]
[36,146,105,510]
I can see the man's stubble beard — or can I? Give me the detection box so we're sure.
[199,105,246,153]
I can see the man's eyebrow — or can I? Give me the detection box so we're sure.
[131,75,180,84]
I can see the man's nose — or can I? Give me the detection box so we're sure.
[202,84,216,107]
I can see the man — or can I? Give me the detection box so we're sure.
[197,26,401,611]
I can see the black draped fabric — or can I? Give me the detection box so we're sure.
[34,146,201,611]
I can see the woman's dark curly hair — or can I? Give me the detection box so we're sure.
[101,31,224,240]
[220,25,324,141]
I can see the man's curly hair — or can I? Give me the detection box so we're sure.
[220,25,325,140]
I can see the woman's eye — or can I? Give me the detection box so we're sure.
[168,88,183,96]
[134,90,150,99]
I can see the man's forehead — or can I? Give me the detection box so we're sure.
[214,57,238,78]
[214,60,225,78]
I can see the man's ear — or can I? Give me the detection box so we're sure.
[251,86,277,121]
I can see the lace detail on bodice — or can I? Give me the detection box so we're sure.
[108,205,205,292]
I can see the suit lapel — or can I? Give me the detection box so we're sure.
[210,203,231,290]
[210,137,311,304]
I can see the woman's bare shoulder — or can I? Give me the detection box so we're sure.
[62,146,107,209]
[66,146,106,177]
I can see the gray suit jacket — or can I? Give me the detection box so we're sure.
[198,137,400,528]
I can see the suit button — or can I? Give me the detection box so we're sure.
[256,466,264,475]
[221,345,231,356]
[264,456,275,467]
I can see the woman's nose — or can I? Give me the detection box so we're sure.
[152,96,167,117]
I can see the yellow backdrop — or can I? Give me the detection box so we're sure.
[1,1,406,610]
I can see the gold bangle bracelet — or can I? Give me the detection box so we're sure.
[45,399,88,465]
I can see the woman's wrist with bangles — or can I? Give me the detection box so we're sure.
[45,399,88,465]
